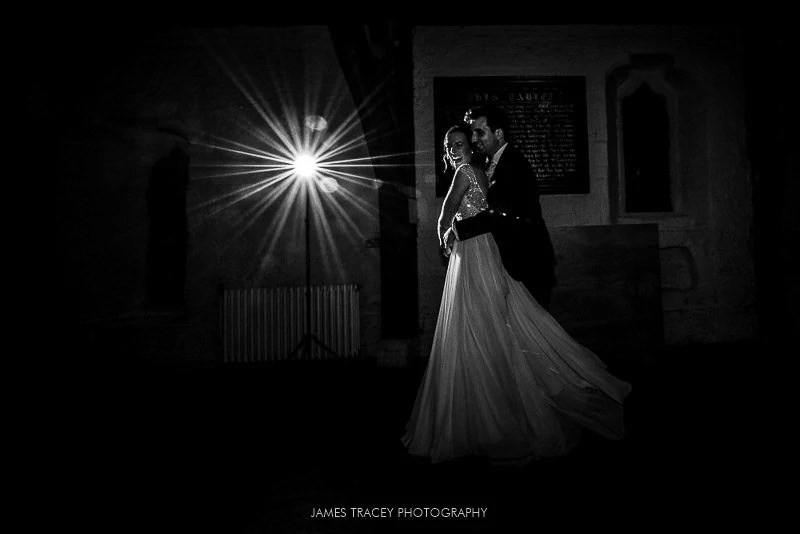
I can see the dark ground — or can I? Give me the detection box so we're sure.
[65,339,777,533]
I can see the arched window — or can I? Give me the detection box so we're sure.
[606,54,707,224]
[621,81,673,212]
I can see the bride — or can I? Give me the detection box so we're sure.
[402,123,632,466]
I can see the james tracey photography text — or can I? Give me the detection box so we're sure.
[310,507,488,519]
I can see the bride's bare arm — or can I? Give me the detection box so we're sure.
[437,168,470,248]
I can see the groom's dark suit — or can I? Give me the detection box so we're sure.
[453,143,557,308]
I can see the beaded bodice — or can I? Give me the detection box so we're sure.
[454,164,488,221]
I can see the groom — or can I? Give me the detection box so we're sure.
[452,104,557,310]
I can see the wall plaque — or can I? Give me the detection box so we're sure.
[434,76,590,197]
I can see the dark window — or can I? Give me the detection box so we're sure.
[621,82,673,213]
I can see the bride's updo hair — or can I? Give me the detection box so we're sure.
[442,122,478,172]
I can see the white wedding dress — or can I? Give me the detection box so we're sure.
[402,164,632,465]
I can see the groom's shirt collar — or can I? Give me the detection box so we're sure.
[491,142,508,166]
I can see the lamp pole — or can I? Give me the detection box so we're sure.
[289,175,338,360]
[303,183,311,353]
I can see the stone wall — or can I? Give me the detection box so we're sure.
[51,26,383,362]
[412,24,756,358]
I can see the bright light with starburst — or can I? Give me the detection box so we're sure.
[188,37,417,281]
[293,154,318,178]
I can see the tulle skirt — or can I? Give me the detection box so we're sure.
[402,233,632,464]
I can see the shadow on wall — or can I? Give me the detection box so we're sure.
[549,223,663,363]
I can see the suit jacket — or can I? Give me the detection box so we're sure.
[453,144,557,289]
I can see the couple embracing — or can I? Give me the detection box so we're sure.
[402,104,631,466]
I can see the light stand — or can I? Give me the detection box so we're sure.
[288,176,339,360]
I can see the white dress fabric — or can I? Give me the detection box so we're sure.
[402,164,632,464]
